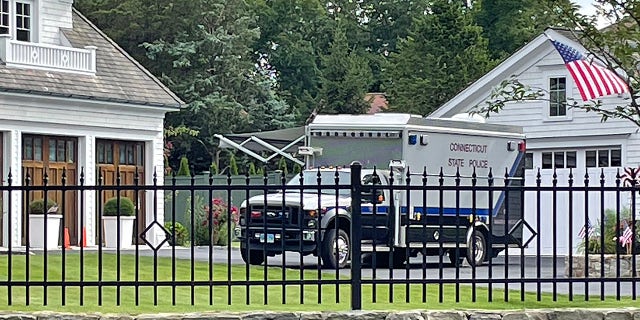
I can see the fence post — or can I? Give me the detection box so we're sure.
[350,161,362,310]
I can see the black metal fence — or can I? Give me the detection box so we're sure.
[0,163,638,309]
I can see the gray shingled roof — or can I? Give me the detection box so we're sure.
[0,9,183,109]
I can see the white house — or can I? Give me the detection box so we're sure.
[0,0,182,248]
[430,28,637,255]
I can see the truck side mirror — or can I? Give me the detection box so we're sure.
[361,186,384,204]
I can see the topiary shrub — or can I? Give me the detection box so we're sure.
[164,221,189,246]
[278,157,288,175]
[228,153,239,175]
[210,162,219,175]
[293,163,303,174]
[29,199,58,214]
[176,156,191,176]
[103,197,135,216]
[248,162,257,175]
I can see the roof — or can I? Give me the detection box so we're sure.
[0,9,183,109]
[429,28,580,118]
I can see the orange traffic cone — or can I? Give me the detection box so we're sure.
[81,227,87,247]
[63,227,71,249]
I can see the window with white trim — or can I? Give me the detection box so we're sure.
[0,0,34,42]
[541,151,576,169]
[549,77,567,117]
[586,148,622,168]
[0,1,8,35]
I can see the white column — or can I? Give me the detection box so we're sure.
[144,133,166,247]
[79,135,96,246]
[7,130,22,247]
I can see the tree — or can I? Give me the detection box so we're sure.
[385,0,495,116]
[318,23,373,114]
[474,0,573,59]
[474,1,640,127]
[142,0,296,172]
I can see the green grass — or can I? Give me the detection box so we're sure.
[0,253,636,314]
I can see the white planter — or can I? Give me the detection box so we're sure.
[102,216,136,248]
[29,214,63,249]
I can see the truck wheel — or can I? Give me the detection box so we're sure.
[321,228,350,269]
[466,231,486,267]
[240,246,265,265]
[448,250,465,267]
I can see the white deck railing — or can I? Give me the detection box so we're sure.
[0,35,96,74]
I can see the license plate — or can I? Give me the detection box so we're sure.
[259,233,276,243]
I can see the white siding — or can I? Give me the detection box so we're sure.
[0,93,169,247]
[39,0,73,45]
[435,32,640,255]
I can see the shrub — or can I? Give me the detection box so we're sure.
[229,153,239,175]
[580,208,640,254]
[293,163,303,174]
[248,162,257,175]
[210,162,219,175]
[164,221,189,246]
[103,197,135,216]
[278,157,288,175]
[186,196,239,246]
[29,199,58,214]
[177,156,191,176]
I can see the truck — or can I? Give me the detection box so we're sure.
[236,113,527,269]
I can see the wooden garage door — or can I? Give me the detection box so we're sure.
[96,139,145,243]
[22,135,78,245]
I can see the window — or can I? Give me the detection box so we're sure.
[0,1,8,35]
[524,152,533,170]
[0,0,34,41]
[22,135,74,163]
[586,148,622,168]
[549,77,567,117]
[98,140,144,166]
[14,1,30,41]
[541,151,576,169]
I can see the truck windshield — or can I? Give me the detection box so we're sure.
[286,171,351,196]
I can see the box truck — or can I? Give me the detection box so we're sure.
[236,113,527,268]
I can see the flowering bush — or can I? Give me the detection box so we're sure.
[188,196,238,246]
[203,198,239,245]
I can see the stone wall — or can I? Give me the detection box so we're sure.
[565,255,640,278]
[1,309,639,320]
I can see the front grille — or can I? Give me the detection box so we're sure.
[248,205,302,226]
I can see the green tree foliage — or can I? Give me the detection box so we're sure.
[176,156,191,176]
[474,0,572,59]
[318,23,373,114]
[249,0,333,120]
[385,0,495,116]
[141,0,296,172]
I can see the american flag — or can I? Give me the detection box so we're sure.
[550,40,629,101]
[620,226,634,246]
[578,219,594,239]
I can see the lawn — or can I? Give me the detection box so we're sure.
[0,252,636,314]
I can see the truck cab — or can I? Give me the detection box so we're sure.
[236,167,390,269]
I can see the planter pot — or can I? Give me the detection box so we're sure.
[29,214,63,249]
[102,216,135,248]
[565,255,640,278]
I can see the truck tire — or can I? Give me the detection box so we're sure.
[321,228,350,269]
[240,246,265,266]
[466,230,486,266]
[448,250,465,267]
